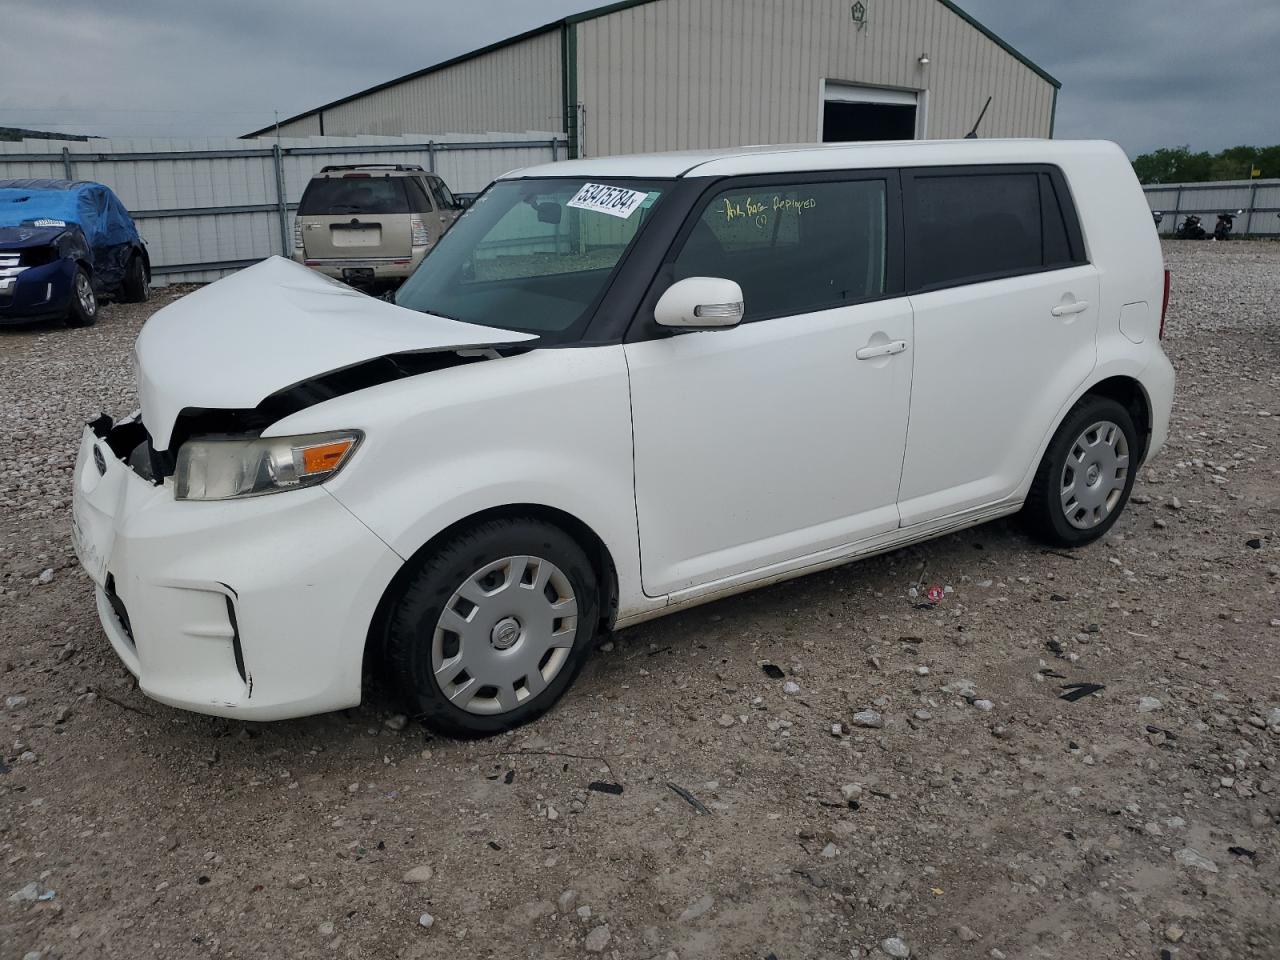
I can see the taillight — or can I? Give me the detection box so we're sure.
[410,216,429,247]
[1159,269,1171,339]
[293,220,303,250]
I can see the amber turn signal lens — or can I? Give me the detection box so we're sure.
[300,439,355,476]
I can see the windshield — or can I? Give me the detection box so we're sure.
[395,177,669,337]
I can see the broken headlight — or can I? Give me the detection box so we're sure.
[174,430,362,501]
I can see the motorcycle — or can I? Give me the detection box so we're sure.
[1175,214,1205,240]
[1213,209,1243,241]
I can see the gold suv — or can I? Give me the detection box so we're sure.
[292,164,463,287]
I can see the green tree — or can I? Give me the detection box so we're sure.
[1132,144,1279,183]
[1131,146,1213,184]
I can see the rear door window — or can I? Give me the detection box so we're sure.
[904,166,1086,290]
[670,178,889,322]
[1039,172,1077,268]
[298,177,410,215]
[403,177,433,213]
[429,176,458,210]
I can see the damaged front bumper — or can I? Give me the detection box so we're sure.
[0,257,76,324]
[70,414,403,720]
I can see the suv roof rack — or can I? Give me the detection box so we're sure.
[318,163,426,173]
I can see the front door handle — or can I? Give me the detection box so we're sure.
[856,340,908,361]
[1051,300,1090,317]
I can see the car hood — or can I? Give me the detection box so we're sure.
[0,224,71,249]
[134,256,535,451]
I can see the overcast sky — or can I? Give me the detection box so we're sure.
[3,0,1276,156]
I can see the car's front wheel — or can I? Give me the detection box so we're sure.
[1023,396,1138,547]
[383,517,600,737]
[65,266,98,327]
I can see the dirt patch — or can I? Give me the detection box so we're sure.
[2,247,1278,959]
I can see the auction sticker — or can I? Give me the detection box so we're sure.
[566,183,648,219]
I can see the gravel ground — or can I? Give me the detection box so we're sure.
[2,243,1278,960]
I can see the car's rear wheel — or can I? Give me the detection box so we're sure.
[121,253,150,303]
[383,517,599,737]
[65,267,98,327]
[1022,396,1137,547]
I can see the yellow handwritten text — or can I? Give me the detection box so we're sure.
[720,194,818,229]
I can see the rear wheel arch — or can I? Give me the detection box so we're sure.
[364,503,620,675]
[1080,375,1152,465]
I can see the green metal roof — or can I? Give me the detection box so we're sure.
[245,0,1060,138]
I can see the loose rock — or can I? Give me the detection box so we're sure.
[1173,847,1218,873]
[584,925,611,952]
[852,709,884,728]
[678,894,714,922]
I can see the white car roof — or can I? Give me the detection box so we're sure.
[504,139,1124,181]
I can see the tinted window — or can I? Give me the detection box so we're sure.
[298,177,409,215]
[403,177,433,212]
[907,169,1084,289]
[672,179,887,321]
[1040,173,1076,267]
[431,177,458,209]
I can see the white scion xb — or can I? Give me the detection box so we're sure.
[71,139,1174,736]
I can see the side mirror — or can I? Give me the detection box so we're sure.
[456,196,473,210]
[654,276,744,329]
[535,201,562,225]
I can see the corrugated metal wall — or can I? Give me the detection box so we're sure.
[275,115,323,138]
[575,0,1056,156]
[283,31,563,138]
[1145,179,1280,237]
[0,133,565,283]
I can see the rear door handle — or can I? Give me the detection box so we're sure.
[1051,300,1090,317]
[856,340,908,361]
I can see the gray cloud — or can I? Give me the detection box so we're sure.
[961,0,1280,152]
[2,0,1275,155]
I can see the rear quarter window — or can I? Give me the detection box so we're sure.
[905,166,1085,291]
[298,177,410,216]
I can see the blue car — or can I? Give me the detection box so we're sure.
[0,179,150,327]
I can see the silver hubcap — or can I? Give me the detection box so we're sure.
[76,273,95,314]
[432,555,578,715]
[1060,420,1130,529]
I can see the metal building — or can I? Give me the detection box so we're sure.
[248,0,1060,158]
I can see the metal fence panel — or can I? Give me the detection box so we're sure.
[1144,178,1280,237]
[0,133,566,283]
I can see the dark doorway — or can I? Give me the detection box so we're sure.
[822,101,917,142]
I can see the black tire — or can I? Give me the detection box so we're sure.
[1022,396,1138,548]
[384,517,600,737]
[121,253,150,303]
[65,266,98,327]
